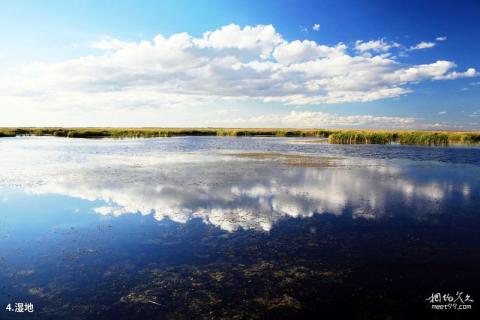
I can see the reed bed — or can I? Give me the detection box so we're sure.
[0,128,334,138]
[327,132,395,144]
[1,128,479,145]
[0,130,16,137]
[327,131,480,146]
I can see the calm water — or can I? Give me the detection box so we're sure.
[0,136,479,319]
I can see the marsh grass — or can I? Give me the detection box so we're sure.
[0,128,333,138]
[1,127,479,145]
[327,132,394,144]
[0,130,16,137]
[327,130,480,146]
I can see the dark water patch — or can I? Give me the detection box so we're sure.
[1,212,479,319]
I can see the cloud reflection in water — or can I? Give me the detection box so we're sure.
[0,137,476,231]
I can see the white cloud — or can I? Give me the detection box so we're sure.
[211,110,459,130]
[438,111,447,115]
[312,23,321,31]
[282,111,418,128]
[386,61,477,82]
[272,40,346,64]
[355,39,400,52]
[437,67,477,80]
[195,24,283,59]
[436,36,447,41]
[469,110,480,117]
[410,41,436,50]
[0,24,477,125]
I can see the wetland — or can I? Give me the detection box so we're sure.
[0,136,479,319]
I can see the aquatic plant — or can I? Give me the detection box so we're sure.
[1,127,479,145]
[328,131,394,144]
[1,127,331,138]
[328,130,480,146]
[0,130,16,137]
[397,132,449,146]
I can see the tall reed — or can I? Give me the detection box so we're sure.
[1,127,479,145]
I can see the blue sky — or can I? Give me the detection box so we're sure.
[0,0,479,129]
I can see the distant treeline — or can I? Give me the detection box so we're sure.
[1,127,479,145]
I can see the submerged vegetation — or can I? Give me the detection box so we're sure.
[0,127,479,145]
[228,152,343,168]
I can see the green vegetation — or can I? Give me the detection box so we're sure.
[0,127,333,139]
[1,127,479,145]
[328,130,480,146]
[397,132,449,146]
[327,132,395,145]
[0,130,16,137]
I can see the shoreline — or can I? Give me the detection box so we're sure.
[1,127,479,146]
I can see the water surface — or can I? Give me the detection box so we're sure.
[0,137,479,319]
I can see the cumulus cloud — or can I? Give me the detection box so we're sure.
[436,36,447,41]
[438,111,447,115]
[312,23,321,31]
[0,23,477,119]
[355,39,400,52]
[272,40,346,64]
[386,61,477,82]
[410,41,436,50]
